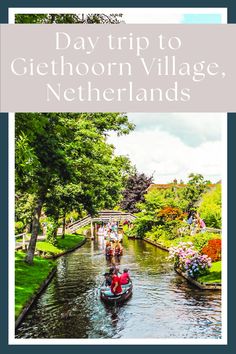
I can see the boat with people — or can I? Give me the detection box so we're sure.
[100,282,133,303]
[105,241,113,259]
[105,240,123,259]
[114,241,123,257]
[100,267,132,303]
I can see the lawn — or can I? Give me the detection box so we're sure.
[15,234,85,319]
[36,234,85,256]
[198,261,222,284]
[146,232,221,252]
[57,233,85,251]
[144,233,222,285]
[15,251,55,319]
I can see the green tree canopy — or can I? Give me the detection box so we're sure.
[15,112,134,263]
[198,184,222,228]
[181,173,211,210]
[15,13,123,24]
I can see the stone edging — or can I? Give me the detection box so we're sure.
[144,238,169,252]
[175,268,221,290]
[44,237,87,259]
[15,237,87,330]
[15,267,57,330]
[143,237,221,290]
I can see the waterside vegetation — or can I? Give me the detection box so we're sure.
[123,175,222,285]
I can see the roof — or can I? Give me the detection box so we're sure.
[146,183,186,191]
[147,183,217,192]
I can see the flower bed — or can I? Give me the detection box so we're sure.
[202,239,221,262]
[169,242,212,279]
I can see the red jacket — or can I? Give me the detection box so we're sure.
[111,274,122,294]
[120,272,130,285]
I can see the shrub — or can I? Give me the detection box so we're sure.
[157,207,184,222]
[202,239,221,262]
[66,210,79,224]
[46,217,58,246]
[15,221,24,234]
[164,220,185,239]
[132,215,154,238]
[169,242,212,279]
[145,226,168,241]
[192,232,221,251]
[123,224,129,233]
[198,184,221,228]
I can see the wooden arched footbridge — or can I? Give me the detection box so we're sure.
[65,210,136,236]
[15,210,136,249]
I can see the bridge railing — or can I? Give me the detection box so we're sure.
[205,227,221,234]
[15,232,28,250]
[68,215,91,229]
[66,211,136,233]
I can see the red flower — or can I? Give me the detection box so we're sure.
[157,207,184,221]
[202,239,221,262]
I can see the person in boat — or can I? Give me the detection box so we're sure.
[114,241,123,256]
[120,268,131,285]
[105,241,113,257]
[103,272,112,287]
[110,267,122,295]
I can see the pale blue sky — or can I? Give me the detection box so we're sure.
[108,113,225,184]
[108,12,225,183]
[182,14,223,24]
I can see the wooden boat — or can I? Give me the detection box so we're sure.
[100,282,133,303]
[105,246,114,259]
[114,247,123,257]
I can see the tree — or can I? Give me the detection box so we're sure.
[129,186,185,238]
[43,133,133,244]
[120,172,153,213]
[198,184,222,228]
[15,13,123,24]
[15,113,134,263]
[181,173,211,210]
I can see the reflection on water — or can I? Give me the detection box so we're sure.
[16,237,221,339]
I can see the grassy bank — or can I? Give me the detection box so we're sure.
[36,233,85,256]
[15,252,55,319]
[198,261,221,284]
[15,233,85,319]
[144,234,221,285]
[144,232,221,252]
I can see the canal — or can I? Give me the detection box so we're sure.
[16,237,221,339]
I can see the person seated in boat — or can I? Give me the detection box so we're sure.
[110,267,122,295]
[103,272,112,287]
[114,241,123,256]
[105,241,113,257]
[120,268,131,285]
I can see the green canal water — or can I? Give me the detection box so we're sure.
[15,237,221,339]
